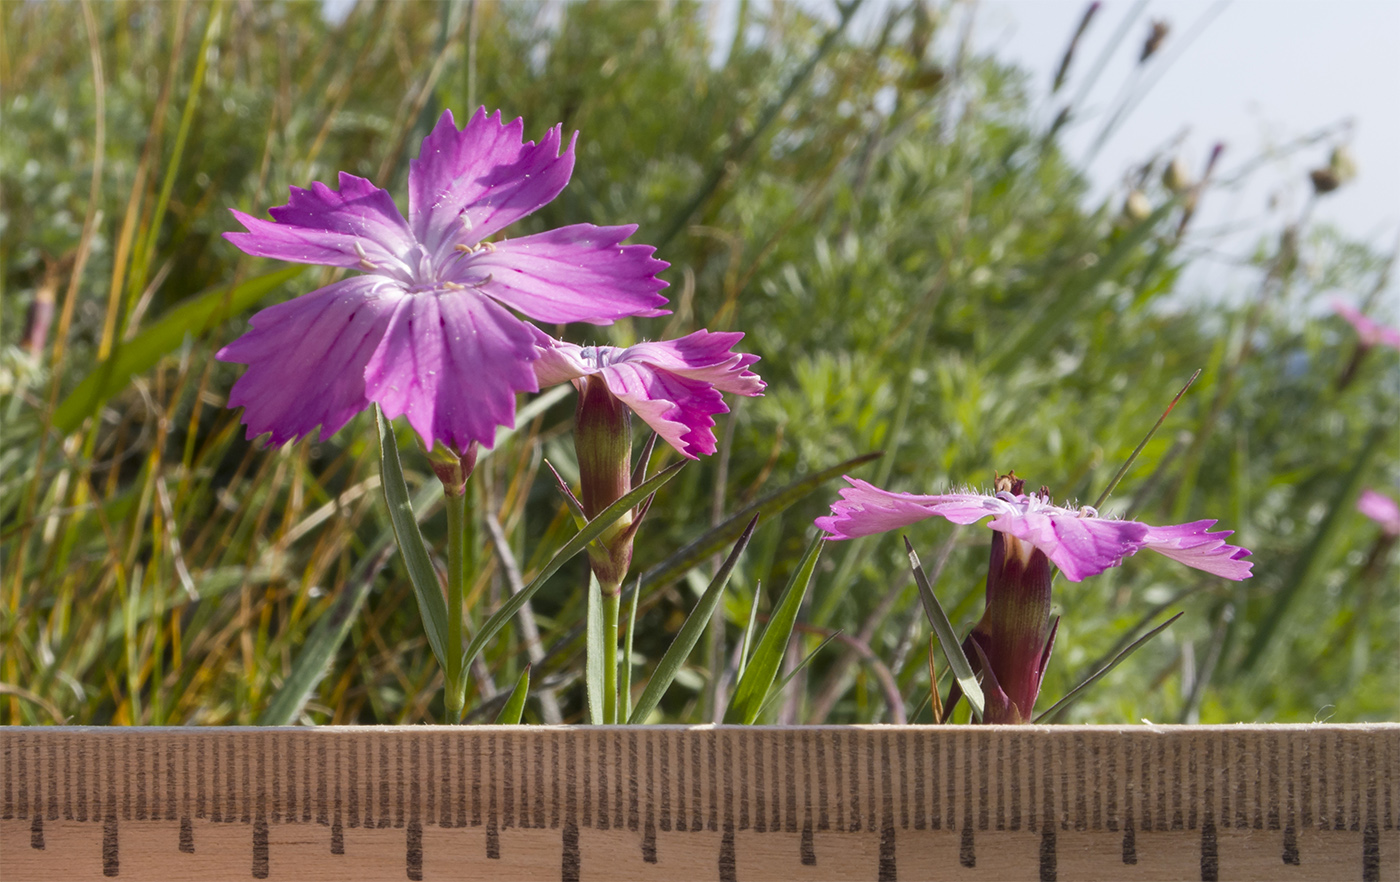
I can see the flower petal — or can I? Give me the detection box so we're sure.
[1358,489,1400,535]
[1333,297,1400,350]
[363,291,540,451]
[216,276,400,445]
[619,331,766,396]
[530,337,592,388]
[408,108,576,260]
[599,360,728,458]
[1139,520,1254,580]
[225,172,414,273]
[470,224,670,323]
[814,479,1000,539]
[989,509,1149,582]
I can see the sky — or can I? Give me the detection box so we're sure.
[968,0,1400,306]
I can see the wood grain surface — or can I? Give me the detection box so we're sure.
[2,724,1396,881]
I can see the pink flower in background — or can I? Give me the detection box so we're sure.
[217,108,669,450]
[532,330,765,459]
[1358,489,1400,536]
[817,475,1253,581]
[1332,298,1400,351]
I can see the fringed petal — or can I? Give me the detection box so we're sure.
[408,108,576,260]
[216,276,400,445]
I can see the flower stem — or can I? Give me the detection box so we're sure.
[444,491,468,723]
[602,584,621,724]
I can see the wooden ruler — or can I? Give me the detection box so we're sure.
[2,725,1396,881]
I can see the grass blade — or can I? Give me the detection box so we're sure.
[724,535,824,724]
[492,665,531,725]
[1036,611,1184,723]
[621,577,640,721]
[735,581,763,683]
[628,515,759,723]
[52,265,305,433]
[376,406,450,669]
[585,574,605,724]
[635,452,878,592]
[258,398,560,726]
[753,632,840,720]
[460,461,687,684]
[905,536,985,722]
[1239,423,1388,673]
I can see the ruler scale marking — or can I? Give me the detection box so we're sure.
[4,726,1397,881]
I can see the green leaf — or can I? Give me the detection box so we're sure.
[1036,612,1183,723]
[1239,422,1389,672]
[628,514,759,724]
[724,535,824,724]
[257,395,563,727]
[905,536,985,722]
[52,265,306,433]
[753,632,840,720]
[492,665,531,725]
[459,461,687,685]
[735,581,764,684]
[621,577,640,722]
[375,406,451,670]
[585,574,605,725]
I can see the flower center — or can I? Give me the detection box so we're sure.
[577,345,623,370]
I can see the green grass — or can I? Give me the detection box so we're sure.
[2,0,1395,727]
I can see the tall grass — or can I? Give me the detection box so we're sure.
[2,0,1395,726]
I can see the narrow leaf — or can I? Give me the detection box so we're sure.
[376,406,450,669]
[1036,612,1184,723]
[735,581,763,683]
[905,536,985,721]
[724,535,824,724]
[753,632,840,720]
[622,577,640,721]
[628,515,759,723]
[585,574,606,725]
[53,265,305,432]
[257,396,559,726]
[460,461,687,677]
[492,666,531,725]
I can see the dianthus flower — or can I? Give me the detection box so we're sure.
[1333,298,1400,351]
[217,108,669,451]
[817,472,1251,723]
[532,330,765,459]
[817,475,1253,581]
[533,330,763,590]
[1358,489,1400,537]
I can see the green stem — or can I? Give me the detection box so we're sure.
[602,585,621,724]
[444,491,468,723]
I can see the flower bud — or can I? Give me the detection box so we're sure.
[1122,189,1152,224]
[1140,19,1169,63]
[426,442,479,498]
[1162,156,1192,194]
[574,374,635,590]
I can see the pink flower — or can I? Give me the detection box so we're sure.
[1333,298,1400,351]
[217,108,669,450]
[817,475,1253,581]
[532,330,764,459]
[1358,489,1400,536]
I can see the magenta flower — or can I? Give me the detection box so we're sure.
[818,472,1251,723]
[216,108,669,451]
[1333,298,1400,351]
[817,475,1253,581]
[532,330,765,459]
[1358,489,1400,536]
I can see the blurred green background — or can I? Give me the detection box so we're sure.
[2,0,1396,727]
